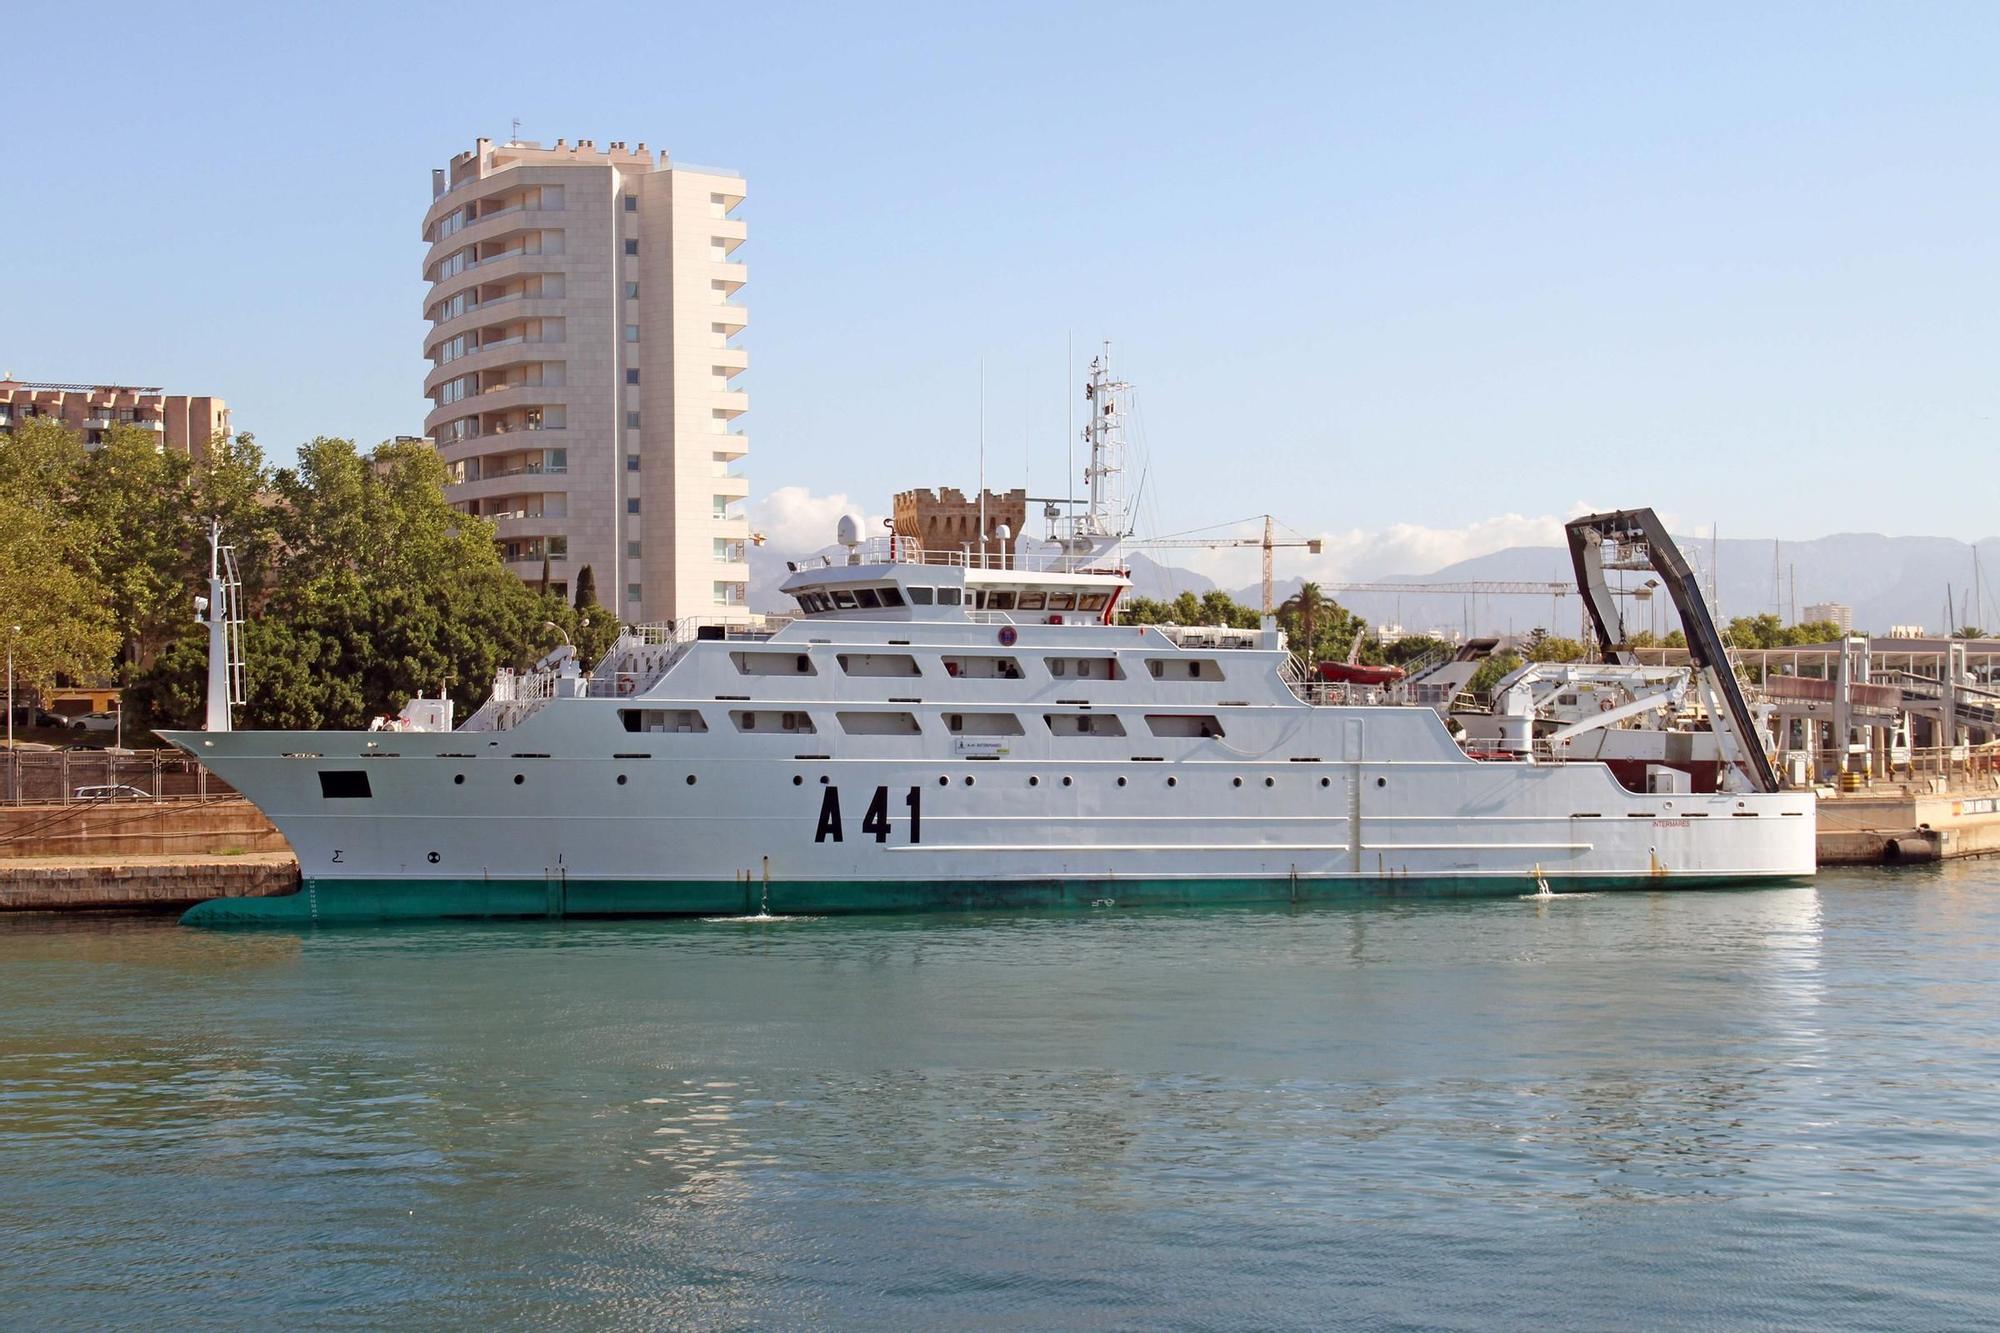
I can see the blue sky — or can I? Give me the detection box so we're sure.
[5,1,1996,575]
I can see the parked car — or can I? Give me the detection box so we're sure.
[71,784,151,801]
[7,707,70,729]
[75,713,120,733]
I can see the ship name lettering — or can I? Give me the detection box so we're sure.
[815,785,922,845]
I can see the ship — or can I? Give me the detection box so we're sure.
[167,356,1813,925]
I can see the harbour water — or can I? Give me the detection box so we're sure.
[3,867,1998,1329]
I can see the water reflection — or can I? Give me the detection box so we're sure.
[3,872,1998,1327]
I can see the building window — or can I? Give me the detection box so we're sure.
[624,239,639,256]
[624,282,639,299]
[624,325,640,342]
[627,583,642,603]
[627,498,642,515]
[624,195,637,212]
[625,368,640,385]
[626,411,641,429]
[548,536,568,559]
[627,540,642,559]
[626,454,641,472]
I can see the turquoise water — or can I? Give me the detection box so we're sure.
[3,868,1998,1330]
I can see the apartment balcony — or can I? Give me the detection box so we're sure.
[711,262,747,295]
[422,338,566,395]
[710,390,749,421]
[425,386,567,435]
[424,293,568,345]
[446,468,571,505]
[711,218,747,253]
[711,432,748,460]
[712,346,749,376]
[711,303,748,333]
[425,250,565,309]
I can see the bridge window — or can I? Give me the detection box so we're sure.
[1047,593,1075,611]
[830,589,859,610]
[1017,592,1046,611]
[987,591,1016,610]
[879,587,906,608]
[937,588,962,606]
[909,587,934,605]
[1078,593,1110,612]
[854,587,883,609]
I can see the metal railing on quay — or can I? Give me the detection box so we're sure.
[1,749,234,807]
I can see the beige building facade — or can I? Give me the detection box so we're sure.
[0,380,230,458]
[422,137,750,620]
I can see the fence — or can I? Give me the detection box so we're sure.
[1,750,234,806]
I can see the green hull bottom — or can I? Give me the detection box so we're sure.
[179,872,1805,927]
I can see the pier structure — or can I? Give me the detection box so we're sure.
[1635,636,2000,785]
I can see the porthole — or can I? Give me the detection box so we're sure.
[1117,776,1128,787]
[1320,777,1331,788]
[820,775,830,784]
[1376,777,1387,788]
[1029,776,1040,787]
[513,774,524,785]
[1167,777,1178,787]
[964,776,975,787]
[1232,777,1243,788]
[793,775,803,786]
[453,774,465,785]
[685,774,697,786]
[939,776,949,786]
[617,774,628,786]
[1264,777,1275,788]
[1062,776,1073,787]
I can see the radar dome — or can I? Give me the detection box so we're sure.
[836,514,862,547]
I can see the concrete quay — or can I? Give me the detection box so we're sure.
[0,853,299,912]
[1816,778,2000,865]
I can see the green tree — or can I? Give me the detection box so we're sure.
[1117,589,1260,630]
[0,495,120,697]
[1528,634,1589,663]
[574,564,597,610]
[135,438,564,731]
[1468,652,1524,696]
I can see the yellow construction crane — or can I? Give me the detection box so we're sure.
[1131,515,1324,626]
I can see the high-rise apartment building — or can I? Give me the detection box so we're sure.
[422,137,750,620]
[1803,602,1854,634]
[0,379,230,457]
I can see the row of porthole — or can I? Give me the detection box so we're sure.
[463,774,701,787]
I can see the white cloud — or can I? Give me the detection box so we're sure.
[751,486,887,554]
[1154,505,1603,588]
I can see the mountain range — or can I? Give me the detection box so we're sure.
[752,532,2000,637]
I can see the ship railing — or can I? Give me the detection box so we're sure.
[786,538,1129,577]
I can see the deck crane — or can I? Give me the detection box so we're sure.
[1131,516,1324,630]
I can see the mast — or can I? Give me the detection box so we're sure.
[1078,343,1130,539]
[203,521,245,732]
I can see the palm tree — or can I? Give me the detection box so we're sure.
[1280,582,1325,663]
